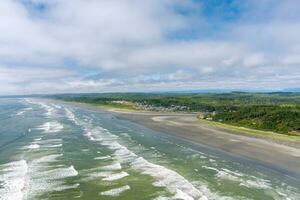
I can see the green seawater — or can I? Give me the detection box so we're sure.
[0,98,299,200]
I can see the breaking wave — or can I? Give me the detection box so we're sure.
[66,109,219,200]
[36,121,63,133]
[0,160,28,200]
[100,185,130,197]
[16,107,32,116]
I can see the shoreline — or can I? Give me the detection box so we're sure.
[116,112,300,175]
[56,100,300,176]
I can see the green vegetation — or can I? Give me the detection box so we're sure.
[52,92,300,135]
[211,105,300,134]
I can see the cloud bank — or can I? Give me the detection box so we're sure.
[0,0,300,94]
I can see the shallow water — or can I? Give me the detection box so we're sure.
[0,98,299,200]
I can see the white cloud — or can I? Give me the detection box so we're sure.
[0,0,299,94]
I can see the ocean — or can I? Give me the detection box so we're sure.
[0,98,299,200]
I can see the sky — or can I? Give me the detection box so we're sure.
[0,0,300,95]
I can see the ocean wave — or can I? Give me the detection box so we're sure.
[25,143,40,149]
[51,104,62,109]
[94,155,111,160]
[66,110,220,200]
[36,121,63,133]
[102,171,129,181]
[41,104,55,117]
[16,107,32,116]
[65,108,80,125]
[0,160,28,200]
[41,165,78,178]
[91,129,209,199]
[131,157,204,199]
[33,139,63,148]
[37,138,62,144]
[81,149,89,152]
[202,165,271,190]
[29,166,79,194]
[100,185,130,196]
[101,163,122,171]
[32,154,63,164]
[25,100,57,118]
[43,144,63,148]
[28,161,79,198]
[34,137,42,141]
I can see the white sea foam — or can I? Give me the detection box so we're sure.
[131,157,203,199]
[88,130,211,199]
[53,183,80,191]
[37,102,56,117]
[275,188,300,200]
[173,189,195,200]
[202,166,219,172]
[101,163,122,170]
[65,108,80,125]
[0,160,28,200]
[28,163,79,197]
[94,155,111,160]
[239,179,271,189]
[155,196,209,200]
[38,138,62,144]
[24,98,34,104]
[81,171,111,182]
[16,110,25,116]
[34,139,62,148]
[153,196,170,200]
[36,121,63,133]
[42,165,78,178]
[16,107,32,116]
[100,185,130,196]
[85,131,96,141]
[202,165,271,190]
[102,171,129,181]
[33,154,63,164]
[52,104,62,109]
[25,100,57,117]
[44,144,63,148]
[26,144,40,149]
[81,149,89,152]
[90,171,113,176]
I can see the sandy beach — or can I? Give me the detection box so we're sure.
[119,112,300,174]
[59,101,300,177]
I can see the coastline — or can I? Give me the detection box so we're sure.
[57,100,300,176]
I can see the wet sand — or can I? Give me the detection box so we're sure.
[57,101,300,177]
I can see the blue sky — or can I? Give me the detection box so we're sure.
[0,0,300,94]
